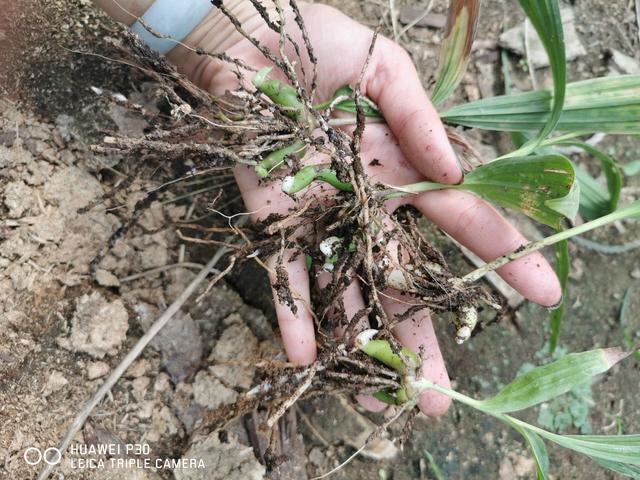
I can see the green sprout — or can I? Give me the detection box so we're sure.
[255,140,306,178]
[357,330,640,479]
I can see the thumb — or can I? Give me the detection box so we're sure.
[364,40,461,184]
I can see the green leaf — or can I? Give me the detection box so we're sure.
[574,164,614,221]
[540,432,640,466]
[548,239,569,354]
[559,142,622,220]
[478,346,631,414]
[441,75,640,134]
[499,0,566,157]
[424,450,446,480]
[623,160,640,177]
[390,155,578,228]
[431,0,481,105]
[460,154,578,228]
[595,458,640,478]
[515,426,549,480]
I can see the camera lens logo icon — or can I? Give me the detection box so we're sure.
[23,447,62,466]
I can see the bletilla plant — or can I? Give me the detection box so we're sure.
[250,0,640,477]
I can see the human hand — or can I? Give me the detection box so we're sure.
[97,0,562,416]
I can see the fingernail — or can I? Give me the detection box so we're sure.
[546,294,564,311]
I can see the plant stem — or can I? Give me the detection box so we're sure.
[328,117,384,127]
[411,378,483,408]
[463,200,640,282]
[380,181,449,199]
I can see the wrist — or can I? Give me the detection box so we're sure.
[166,0,263,83]
[93,0,154,26]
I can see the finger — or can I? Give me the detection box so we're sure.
[363,41,461,184]
[316,272,388,411]
[412,189,562,306]
[268,250,317,365]
[316,271,368,337]
[381,290,452,417]
[233,164,295,221]
[379,231,451,416]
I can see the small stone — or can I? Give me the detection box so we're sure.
[0,131,17,147]
[209,314,258,389]
[42,166,103,211]
[500,7,585,68]
[43,371,68,397]
[95,269,120,287]
[139,243,169,270]
[151,312,202,383]
[59,292,128,358]
[3,181,33,218]
[398,7,446,29]
[137,400,155,420]
[611,49,640,75]
[131,376,150,400]
[308,447,326,467]
[29,213,65,243]
[631,268,640,280]
[192,371,238,410]
[127,359,151,378]
[87,361,110,380]
[154,373,171,393]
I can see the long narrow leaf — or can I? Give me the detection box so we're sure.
[574,164,615,221]
[441,75,640,134]
[560,142,622,220]
[595,458,640,478]
[431,0,481,105]
[500,0,565,157]
[478,346,631,414]
[540,432,640,466]
[516,426,549,480]
[548,239,569,353]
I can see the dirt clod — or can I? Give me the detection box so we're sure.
[58,292,129,358]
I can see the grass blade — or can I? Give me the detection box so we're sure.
[431,0,481,105]
[540,432,640,466]
[441,75,640,134]
[548,239,569,354]
[478,346,632,414]
[424,450,446,480]
[574,164,615,221]
[595,458,640,478]
[514,426,549,480]
[499,0,566,157]
[560,142,622,220]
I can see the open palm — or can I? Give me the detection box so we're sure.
[160,1,562,416]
